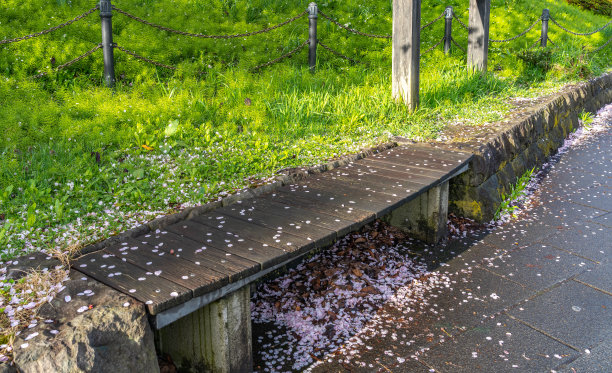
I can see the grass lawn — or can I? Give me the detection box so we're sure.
[0,0,610,260]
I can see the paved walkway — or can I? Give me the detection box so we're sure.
[307,114,611,372]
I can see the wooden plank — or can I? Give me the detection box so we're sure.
[369,150,458,171]
[217,208,337,252]
[392,147,471,165]
[359,158,448,177]
[106,240,227,297]
[194,213,314,254]
[406,144,472,159]
[133,231,259,283]
[279,180,403,218]
[230,198,360,236]
[321,164,434,194]
[380,144,472,161]
[219,199,352,239]
[374,147,471,170]
[166,220,293,270]
[73,252,191,314]
[269,191,376,223]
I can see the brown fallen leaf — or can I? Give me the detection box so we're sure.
[361,286,379,295]
[351,268,363,277]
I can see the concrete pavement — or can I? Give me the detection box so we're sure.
[307,112,611,372]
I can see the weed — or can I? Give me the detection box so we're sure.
[579,110,595,129]
[494,167,536,220]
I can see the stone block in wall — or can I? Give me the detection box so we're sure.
[12,271,159,373]
[449,72,611,223]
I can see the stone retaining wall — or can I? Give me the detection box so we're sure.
[447,72,612,222]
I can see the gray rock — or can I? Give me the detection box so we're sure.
[0,363,17,373]
[12,271,159,373]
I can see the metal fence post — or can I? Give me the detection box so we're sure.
[444,6,453,55]
[308,2,318,73]
[99,0,115,87]
[541,9,549,48]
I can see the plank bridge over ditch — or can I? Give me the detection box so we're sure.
[72,144,473,371]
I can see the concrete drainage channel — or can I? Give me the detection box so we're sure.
[2,73,611,373]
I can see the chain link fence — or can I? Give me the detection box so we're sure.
[421,37,445,57]
[592,36,612,54]
[251,40,310,71]
[33,43,103,79]
[2,3,611,82]
[489,17,541,43]
[317,41,359,64]
[112,6,308,39]
[450,37,467,54]
[317,10,392,39]
[549,17,612,37]
[114,45,177,70]
[0,7,99,45]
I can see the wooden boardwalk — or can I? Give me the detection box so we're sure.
[73,144,472,326]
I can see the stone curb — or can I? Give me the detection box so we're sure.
[446,72,612,222]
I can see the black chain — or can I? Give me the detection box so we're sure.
[112,6,307,39]
[592,35,612,53]
[33,43,102,78]
[490,17,541,43]
[421,12,445,31]
[421,37,445,56]
[547,36,555,46]
[318,11,392,39]
[114,45,177,70]
[1,7,99,45]
[318,40,359,64]
[530,37,542,48]
[450,37,467,54]
[251,40,309,71]
[550,17,612,36]
[453,13,469,31]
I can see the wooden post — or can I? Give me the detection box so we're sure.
[308,2,318,73]
[157,286,252,372]
[444,6,453,55]
[99,0,115,87]
[540,9,549,48]
[384,181,450,244]
[392,0,421,111]
[467,0,490,72]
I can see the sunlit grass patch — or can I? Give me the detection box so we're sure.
[0,0,610,259]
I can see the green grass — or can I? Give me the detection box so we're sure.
[0,0,611,259]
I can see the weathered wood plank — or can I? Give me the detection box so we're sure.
[269,191,376,224]
[217,207,338,251]
[370,150,461,171]
[105,240,227,297]
[321,164,434,194]
[73,252,191,314]
[166,220,292,270]
[226,198,358,237]
[359,158,448,177]
[407,144,472,159]
[193,213,314,254]
[279,180,404,217]
[375,146,472,167]
[133,231,259,282]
